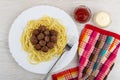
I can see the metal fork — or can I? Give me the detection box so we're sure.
[43,44,73,80]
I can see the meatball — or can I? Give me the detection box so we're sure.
[44,29,50,35]
[31,28,58,51]
[41,46,48,52]
[39,26,46,32]
[50,36,57,43]
[39,40,46,46]
[47,42,54,49]
[44,36,50,42]
[30,35,38,45]
[50,30,58,36]
[32,29,39,35]
[34,44,41,50]
[37,33,44,40]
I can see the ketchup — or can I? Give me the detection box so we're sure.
[74,5,91,23]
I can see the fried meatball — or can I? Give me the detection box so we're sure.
[39,26,46,32]
[39,40,46,46]
[34,44,41,50]
[44,36,50,42]
[32,29,40,35]
[50,30,58,36]
[44,29,50,35]
[41,46,48,52]
[50,36,57,43]
[37,33,44,40]
[30,35,38,45]
[47,42,54,49]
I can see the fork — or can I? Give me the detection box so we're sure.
[43,44,73,80]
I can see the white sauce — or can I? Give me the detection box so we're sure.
[93,11,111,28]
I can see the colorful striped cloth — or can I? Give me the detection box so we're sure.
[78,24,120,80]
[52,67,78,80]
[81,34,107,79]
[52,64,114,80]
[52,24,120,80]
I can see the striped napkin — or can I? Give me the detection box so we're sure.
[52,64,114,80]
[52,24,120,80]
[52,67,78,80]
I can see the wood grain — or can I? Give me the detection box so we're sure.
[0,0,120,80]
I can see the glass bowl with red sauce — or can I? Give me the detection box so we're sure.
[74,5,91,23]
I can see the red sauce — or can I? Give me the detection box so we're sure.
[74,6,91,23]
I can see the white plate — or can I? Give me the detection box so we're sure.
[8,5,79,74]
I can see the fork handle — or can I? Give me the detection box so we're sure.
[43,51,65,80]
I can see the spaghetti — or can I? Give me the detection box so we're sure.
[21,16,67,64]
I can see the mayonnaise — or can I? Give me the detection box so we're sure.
[93,11,111,28]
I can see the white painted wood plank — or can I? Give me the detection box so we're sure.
[0,0,120,80]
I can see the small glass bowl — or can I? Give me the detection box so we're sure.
[74,5,91,23]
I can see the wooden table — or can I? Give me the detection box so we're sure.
[0,0,120,80]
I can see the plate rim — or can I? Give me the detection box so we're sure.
[8,5,79,74]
